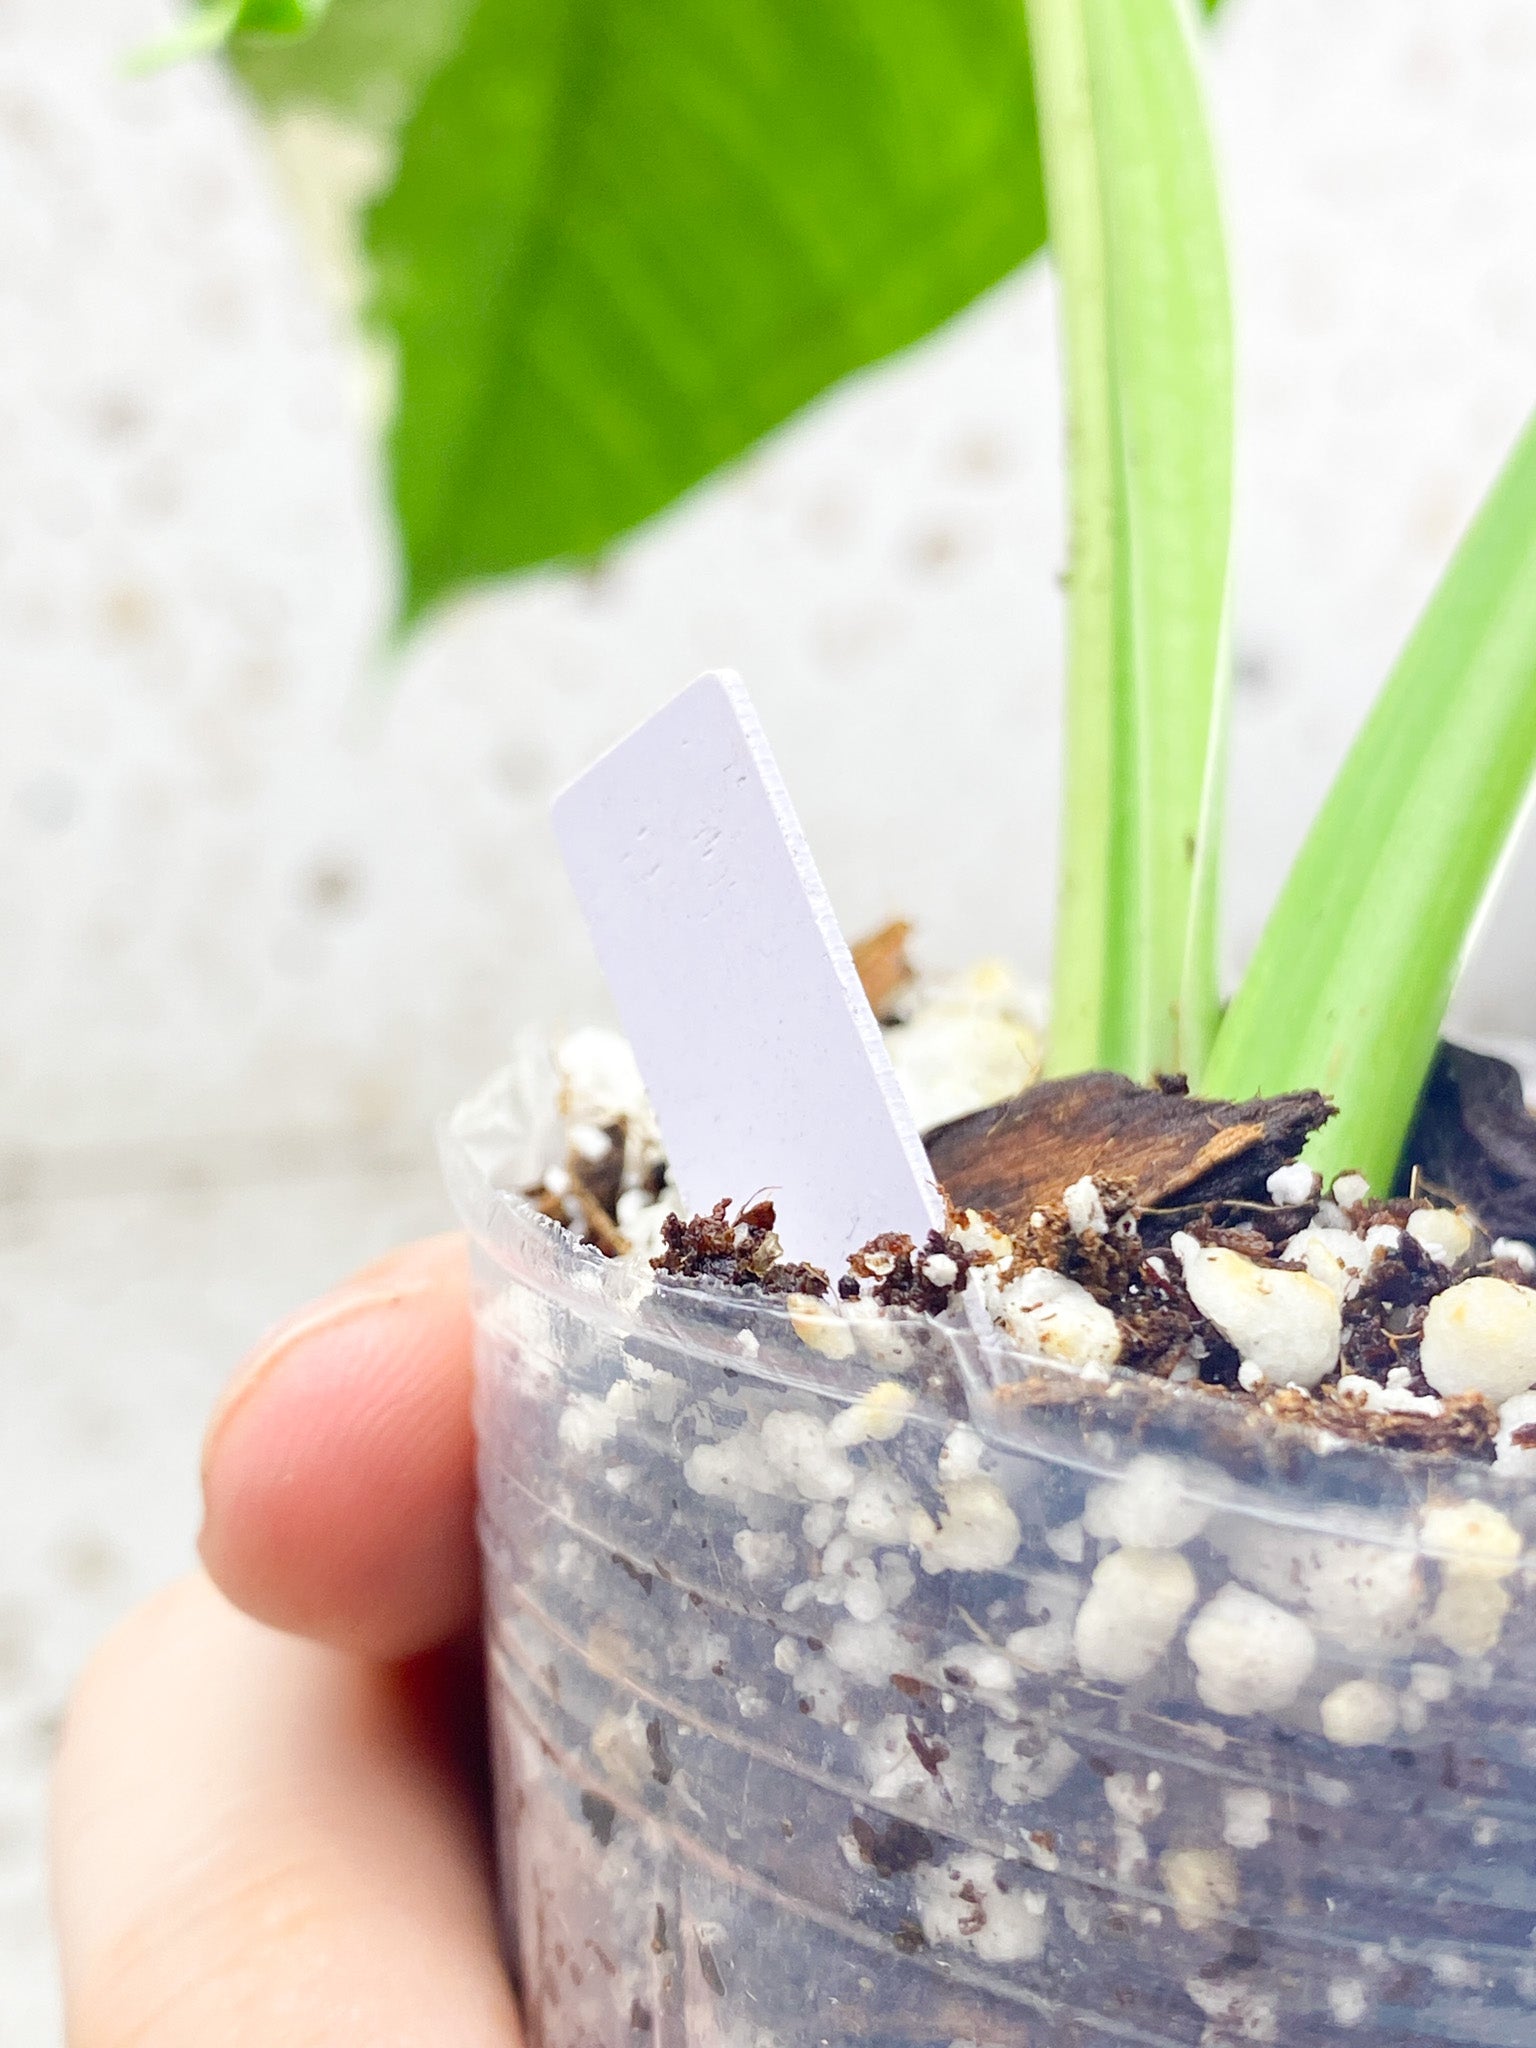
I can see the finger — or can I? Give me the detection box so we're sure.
[54,1573,520,2048]
[199,1233,480,1661]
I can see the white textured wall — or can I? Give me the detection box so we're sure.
[6,2,1536,2039]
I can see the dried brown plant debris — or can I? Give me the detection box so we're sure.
[525,1118,631,1255]
[838,1229,971,1314]
[1265,1384,1498,1462]
[852,919,916,1025]
[652,1199,830,1297]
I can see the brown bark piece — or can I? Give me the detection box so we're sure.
[924,1070,1334,1234]
[852,919,915,1025]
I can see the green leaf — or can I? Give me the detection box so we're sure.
[230,0,1223,617]
[1031,0,1233,1082]
[235,0,332,36]
[1204,407,1536,1194]
[362,0,1049,618]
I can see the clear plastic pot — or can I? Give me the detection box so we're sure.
[444,1060,1536,2048]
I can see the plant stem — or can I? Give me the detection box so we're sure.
[1205,408,1536,1193]
[1029,0,1116,1077]
[1033,0,1233,1083]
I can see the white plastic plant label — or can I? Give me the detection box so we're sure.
[552,670,950,1271]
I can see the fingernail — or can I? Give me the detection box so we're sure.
[202,1273,436,1477]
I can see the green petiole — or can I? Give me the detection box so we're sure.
[1206,409,1536,1193]
[1030,0,1233,1085]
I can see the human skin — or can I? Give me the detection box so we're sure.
[51,1234,520,2047]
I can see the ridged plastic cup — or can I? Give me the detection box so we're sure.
[444,1060,1536,2048]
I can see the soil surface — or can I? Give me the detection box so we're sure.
[525,1063,1536,1463]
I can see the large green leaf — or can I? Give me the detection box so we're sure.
[1031,0,1233,1081]
[364,0,1045,616]
[233,0,1221,620]
[1205,407,1536,1193]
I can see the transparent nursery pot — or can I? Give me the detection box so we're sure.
[444,1062,1536,2048]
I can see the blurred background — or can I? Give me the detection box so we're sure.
[6,0,1536,2037]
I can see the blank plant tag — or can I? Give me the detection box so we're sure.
[552,671,950,1271]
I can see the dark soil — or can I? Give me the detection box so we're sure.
[1407,1040,1536,1241]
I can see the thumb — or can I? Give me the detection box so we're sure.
[198,1234,481,1661]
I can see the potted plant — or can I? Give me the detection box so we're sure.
[211,1,1536,2040]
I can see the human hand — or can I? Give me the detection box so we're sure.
[52,1234,521,2046]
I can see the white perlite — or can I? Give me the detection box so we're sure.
[786,1293,858,1361]
[1422,1496,1523,1657]
[1329,1979,1371,2028]
[828,1381,915,1446]
[1186,1584,1318,1717]
[1160,1846,1239,1933]
[1420,1497,1523,1578]
[624,1353,683,1422]
[1209,1510,1424,1651]
[1320,1677,1399,1748]
[1082,1453,1216,1551]
[990,1265,1122,1370]
[1406,1206,1475,1267]
[686,1411,858,1505]
[1183,1973,1277,2042]
[1222,1787,1273,1850]
[1266,1162,1319,1207]
[1420,1276,1536,1404]
[839,1294,920,1371]
[1335,1371,1445,1421]
[1063,1174,1110,1237]
[984,1723,1080,1806]
[937,1425,986,1484]
[862,1713,951,1804]
[1173,1234,1340,1388]
[1430,1577,1513,1659]
[759,1410,858,1499]
[1005,1572,1082,1675]
[916,1477,1021,1575]
[1073,1548,1198,1684]
[843,1469,916,1546]
[1411,1661,1455,1704]
[826,1616,907,1685]
[1104,1771,1165,1826]
[914,1852,1047,1965]
[558,1389,622,1456]
[940,1641,1016,1701]
[952,1207,1013,1266]
[1283,1222,1400,1302]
